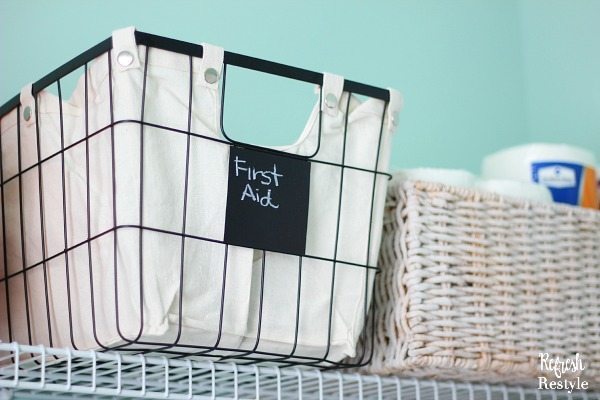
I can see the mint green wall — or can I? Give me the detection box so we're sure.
[519,0,600,160]
[3,1,593,173]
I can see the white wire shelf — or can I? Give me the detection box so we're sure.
[0,343,597,400]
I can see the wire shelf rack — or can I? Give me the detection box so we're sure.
[0,343,597,399]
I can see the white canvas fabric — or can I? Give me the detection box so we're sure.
[0,27,401,362]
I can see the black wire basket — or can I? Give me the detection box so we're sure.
[0,27,401,368]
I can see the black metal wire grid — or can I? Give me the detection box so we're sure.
[0,31,393,369]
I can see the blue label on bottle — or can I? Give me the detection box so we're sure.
[531,162,582,205]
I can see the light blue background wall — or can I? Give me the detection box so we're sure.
[0,0,597,172]
[519,0,600,155]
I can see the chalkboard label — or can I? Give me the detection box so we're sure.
[224,146,311,256]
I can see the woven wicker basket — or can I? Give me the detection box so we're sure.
[361,179,600,388]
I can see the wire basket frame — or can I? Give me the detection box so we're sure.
[0,30,398,368]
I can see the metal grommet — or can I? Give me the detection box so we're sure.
[23,106,32,122]
[204,68,219,84]
[325,93,337,109]
[117,51,134,67]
